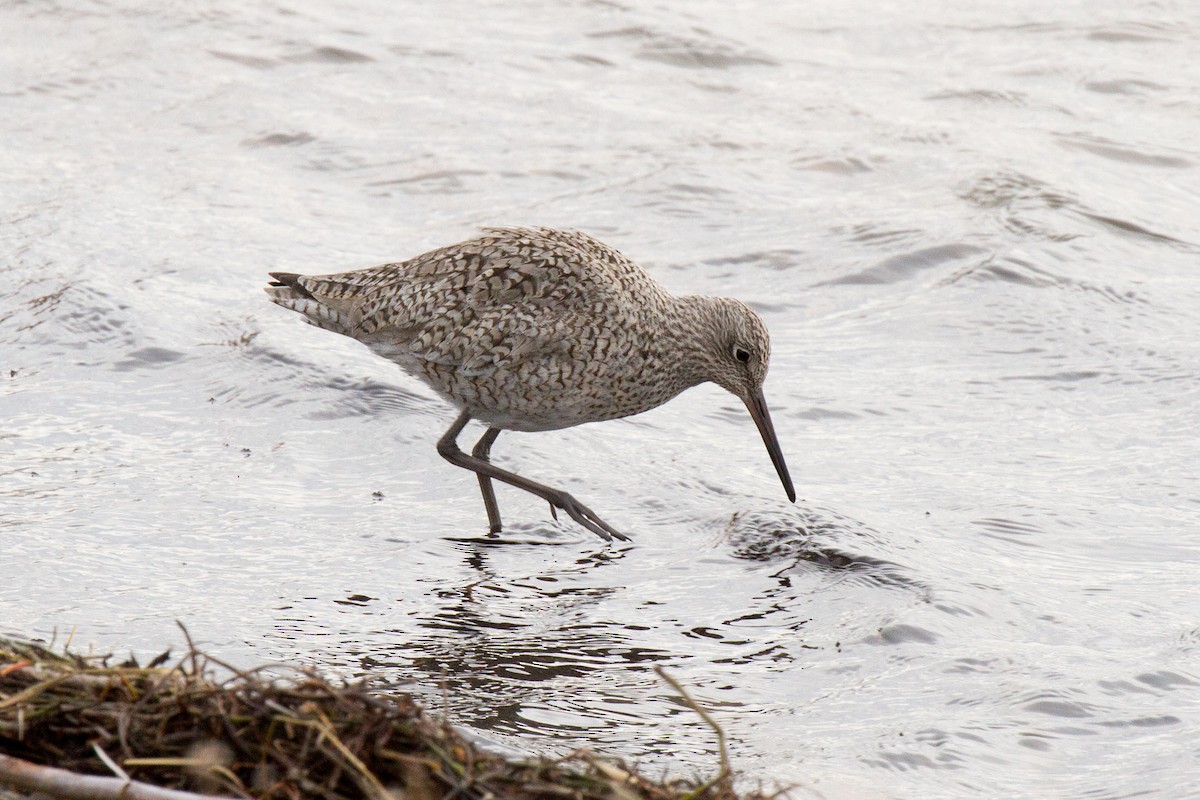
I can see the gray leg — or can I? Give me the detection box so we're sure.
[436,410,628,542]
[471,426,503,535]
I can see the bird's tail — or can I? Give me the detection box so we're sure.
[264,272,356,335]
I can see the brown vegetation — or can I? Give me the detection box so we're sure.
[0,632,773,800]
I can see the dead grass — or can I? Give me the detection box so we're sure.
[0,631,779,800]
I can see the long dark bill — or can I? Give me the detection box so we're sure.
[744,389,796,503]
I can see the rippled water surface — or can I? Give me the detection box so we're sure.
[4,1,1200,797]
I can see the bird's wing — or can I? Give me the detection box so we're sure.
[349,228,629,374]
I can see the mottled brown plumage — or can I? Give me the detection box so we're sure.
[266,227,793,541]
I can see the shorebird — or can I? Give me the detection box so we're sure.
[266,227,794,541]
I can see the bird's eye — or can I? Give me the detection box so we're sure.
[733,346,751,364]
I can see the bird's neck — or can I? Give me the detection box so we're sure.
[659,294,726,388]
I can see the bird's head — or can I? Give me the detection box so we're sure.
[701,298,772,400]
[697,298,796,503]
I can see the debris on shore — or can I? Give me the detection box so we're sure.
[0,633,773,800]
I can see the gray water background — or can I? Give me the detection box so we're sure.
[3,1,1200,797]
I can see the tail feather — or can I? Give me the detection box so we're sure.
[265,272,355,336]
[268,272,315,299]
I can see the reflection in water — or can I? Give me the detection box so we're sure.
[265,505,931,764]
[724,508,926,594]
[291,542,691,753]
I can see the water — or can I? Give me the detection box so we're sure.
[4,1,1199,797]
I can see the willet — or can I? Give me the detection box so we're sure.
[266,227,794,541]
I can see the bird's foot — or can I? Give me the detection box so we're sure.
[547,491,630,542]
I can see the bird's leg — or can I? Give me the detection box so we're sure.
[470,426,503,535]
[436,410,629,543]
[472,426,556,527]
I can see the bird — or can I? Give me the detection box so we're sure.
[265,226,794,542]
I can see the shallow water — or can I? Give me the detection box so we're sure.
[4,1,1200,797]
